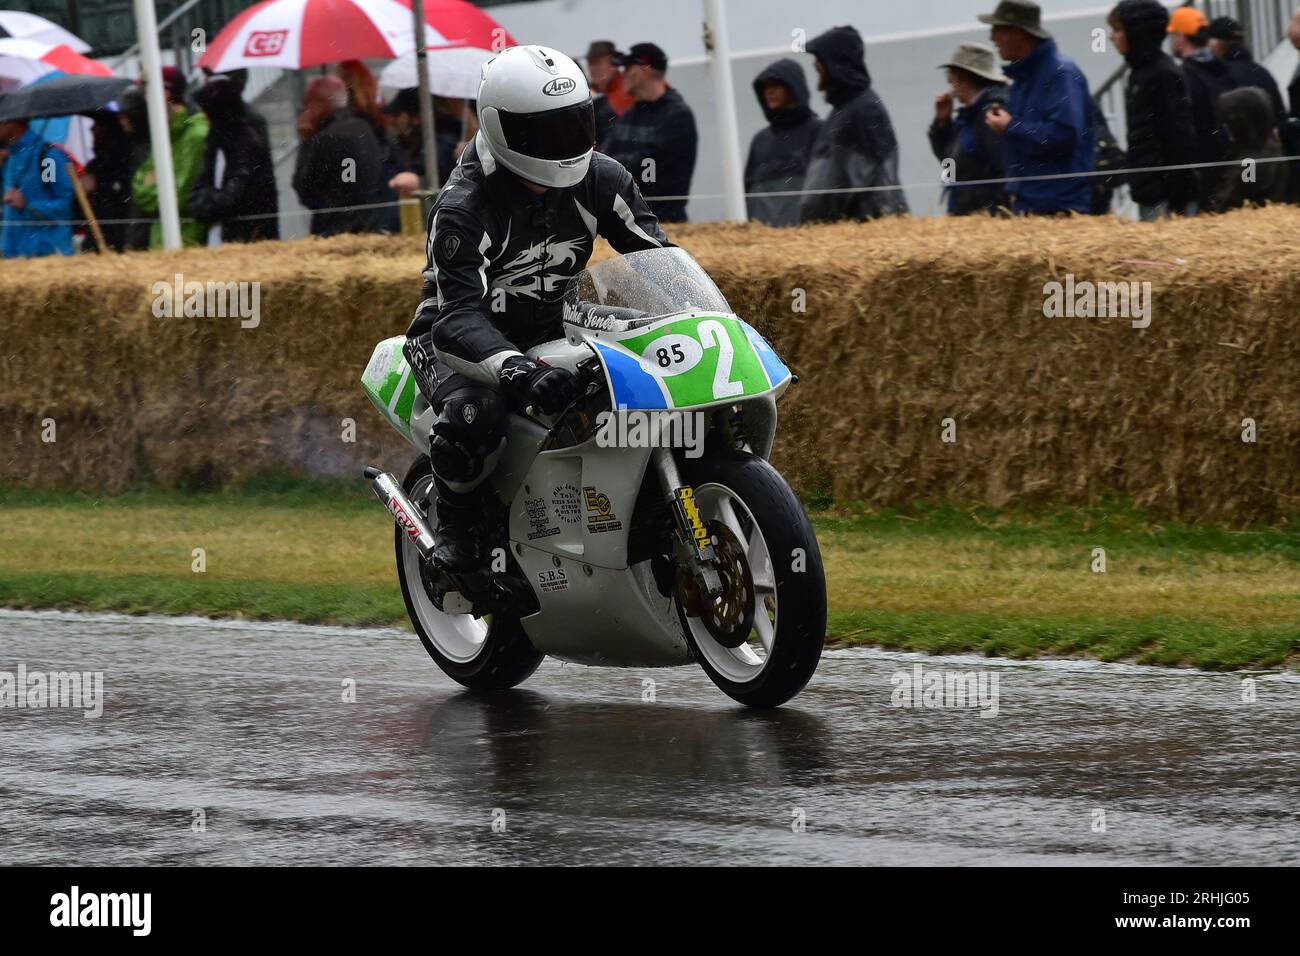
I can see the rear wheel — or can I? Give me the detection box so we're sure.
[396,456,543,691]
[675,452,826,708]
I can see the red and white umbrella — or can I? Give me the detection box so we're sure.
[200,0,426,72]
[395,1,515,52]
[0,11,91,53]
[0,38,112,89]
[198,0,513,73]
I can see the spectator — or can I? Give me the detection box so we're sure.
[1216,87,1288,209]
[81,109,135,252]
[1089,109,1128,215]
[292,75,386,237]
[1109,0,1198,220]
[114,85,153,250]
[382,87,461,194]
[0,116,73,258]
[604,43,698,222]
[1285,8,1300,202]
[1168,5,1234,212]
[201,67,270,147]
[799,25,909,222]
[585,40,633,148]
[132,66,210,248]
[979,0,1095,215]
[1209,17,1286,124]
[189,72,279,244]
[928,42,1008,216]
[1290,8,1300,122]
[744,58,822,226]
[337,59,400,232]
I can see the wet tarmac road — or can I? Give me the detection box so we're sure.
[2,609,1298,866]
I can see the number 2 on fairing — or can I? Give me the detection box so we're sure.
[698,319,744,399]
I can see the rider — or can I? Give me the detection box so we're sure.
[404,45,671,573]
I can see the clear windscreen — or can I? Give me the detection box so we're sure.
[570,247,731,320]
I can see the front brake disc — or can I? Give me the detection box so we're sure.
[695,521,755,648]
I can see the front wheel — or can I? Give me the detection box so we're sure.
[396,456,544,692]
[675,452,826,708]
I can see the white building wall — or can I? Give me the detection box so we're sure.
[485,0,1131,218]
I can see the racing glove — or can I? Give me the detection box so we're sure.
[498,355,578,415]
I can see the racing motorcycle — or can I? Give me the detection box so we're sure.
[360,247,825,708]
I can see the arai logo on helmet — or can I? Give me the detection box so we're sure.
[542,77,576,96]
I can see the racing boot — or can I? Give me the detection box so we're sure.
[430,491,487,574]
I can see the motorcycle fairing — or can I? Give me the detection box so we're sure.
[581,312,792,412]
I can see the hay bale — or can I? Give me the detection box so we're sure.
[2,209,1297,523]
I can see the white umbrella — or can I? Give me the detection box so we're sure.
[378,44,491,98]
[0,11,91,53]
[0,37,112,86]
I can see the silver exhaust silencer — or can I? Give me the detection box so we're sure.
[364,467,437,560]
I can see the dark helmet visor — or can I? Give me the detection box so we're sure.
[497,100,596,161]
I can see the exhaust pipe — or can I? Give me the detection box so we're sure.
[364,467,437,560]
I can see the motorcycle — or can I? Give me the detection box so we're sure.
[360,247,825,708]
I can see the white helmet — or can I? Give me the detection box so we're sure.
[476,45,596,188]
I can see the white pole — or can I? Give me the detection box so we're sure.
[411,0,440,191]
[133,0,182,249]
[702,0,746,222]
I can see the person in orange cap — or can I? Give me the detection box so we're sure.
[1167,3,1233,211]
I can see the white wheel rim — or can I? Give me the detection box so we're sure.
[682,483,777,684]
[400,475,489,664]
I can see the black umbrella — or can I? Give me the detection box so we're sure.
[0,74,132,122]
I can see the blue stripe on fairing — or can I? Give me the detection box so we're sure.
[592,342,670,410]
[739,320,791,388]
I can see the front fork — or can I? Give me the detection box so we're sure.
[651,446,725,599]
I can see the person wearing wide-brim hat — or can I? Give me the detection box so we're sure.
[929,42,1009,215]
[977,0,1096,215]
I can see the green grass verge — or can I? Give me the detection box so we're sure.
[1,479,1296,669]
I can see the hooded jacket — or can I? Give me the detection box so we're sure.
[1000,38,1095,214]
[189,77,279,243]
[1286,63,1300,202]
[744,58,822,226]
[1219,45,1285,124]
[115,86,154,250]
[1215,86,1287,208]
[0,127,73,258]
[84,111,135,252]
[1180,48,1235,209]
[1114,0,1198,208]
[292,108,387,237]
[928,82,1008,215]
[799,25,908,222]
[132,106,210,248]
[603,86,698,223]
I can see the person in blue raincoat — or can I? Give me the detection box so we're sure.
[1,115,74,258]
[978,0,1096,215]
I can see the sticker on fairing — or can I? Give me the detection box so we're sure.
[586,313,787,411]
[538,568,569,593]
[583,486,623,534]
[526,497,558,540]
[361,336,417,439]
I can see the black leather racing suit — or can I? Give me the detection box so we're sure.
[403,133,670,535]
